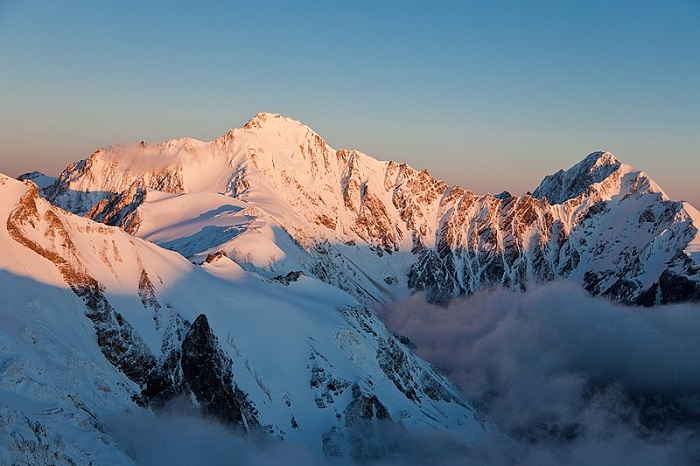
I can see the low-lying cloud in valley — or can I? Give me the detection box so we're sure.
[378,281,700,465]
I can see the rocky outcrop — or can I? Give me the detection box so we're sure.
[180,315,259,429]
[272,270,305,285]
[88,181,145,234]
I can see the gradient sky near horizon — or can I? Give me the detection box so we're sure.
[1,1,699,205]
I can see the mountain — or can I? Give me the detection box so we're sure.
[44,112,700,305]
[5,112,700,463]
[0,174,485,464]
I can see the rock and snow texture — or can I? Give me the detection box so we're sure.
[4,113,699,463]
[44,113,700,305]
[0,174,484,464]
[531,151,667,204]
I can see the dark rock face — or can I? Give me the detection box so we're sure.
[138,269,161,315]
[658,270,700,304]
[344,385,394,461]
[377,337,419,402]
[323,384,396,460]
[309,350,351,409]
[408,249,462,304]
[144,314,260,431]
[345,384,391,425]
[180,314,259,429]
[272,270,305,285]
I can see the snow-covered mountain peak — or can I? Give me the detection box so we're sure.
[584,150,620,167]
[220,112,324,141]
[532,151,667,204]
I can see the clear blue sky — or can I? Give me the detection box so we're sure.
[1,1,698,205]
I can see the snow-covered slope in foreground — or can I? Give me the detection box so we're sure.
[0,174,484,464]
[47,113,700,305]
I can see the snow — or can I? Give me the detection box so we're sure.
[48,114,432,304]
[533,151,668,204]
[0,176,139,464]
[0,174,485,463]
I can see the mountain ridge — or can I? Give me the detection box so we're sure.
[24,112,700,306]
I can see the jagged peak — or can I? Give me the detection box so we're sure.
[561,151,623,182]
[532,151,665,204]
[581,150,620,167]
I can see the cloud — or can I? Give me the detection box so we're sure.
[377,281,700,465]
[106,407,327,466]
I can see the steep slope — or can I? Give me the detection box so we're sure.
[0,174,485,464]
[0,175,137,465]
[44,113,700,305]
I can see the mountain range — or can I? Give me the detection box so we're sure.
[2,112,699,464]
[39,112,700,305]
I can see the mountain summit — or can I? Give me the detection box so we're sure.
[39,113,700,305]
[532,150,667,204]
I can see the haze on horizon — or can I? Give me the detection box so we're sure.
[1,1,698,206]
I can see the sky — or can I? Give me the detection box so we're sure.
[1,1,698,205]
